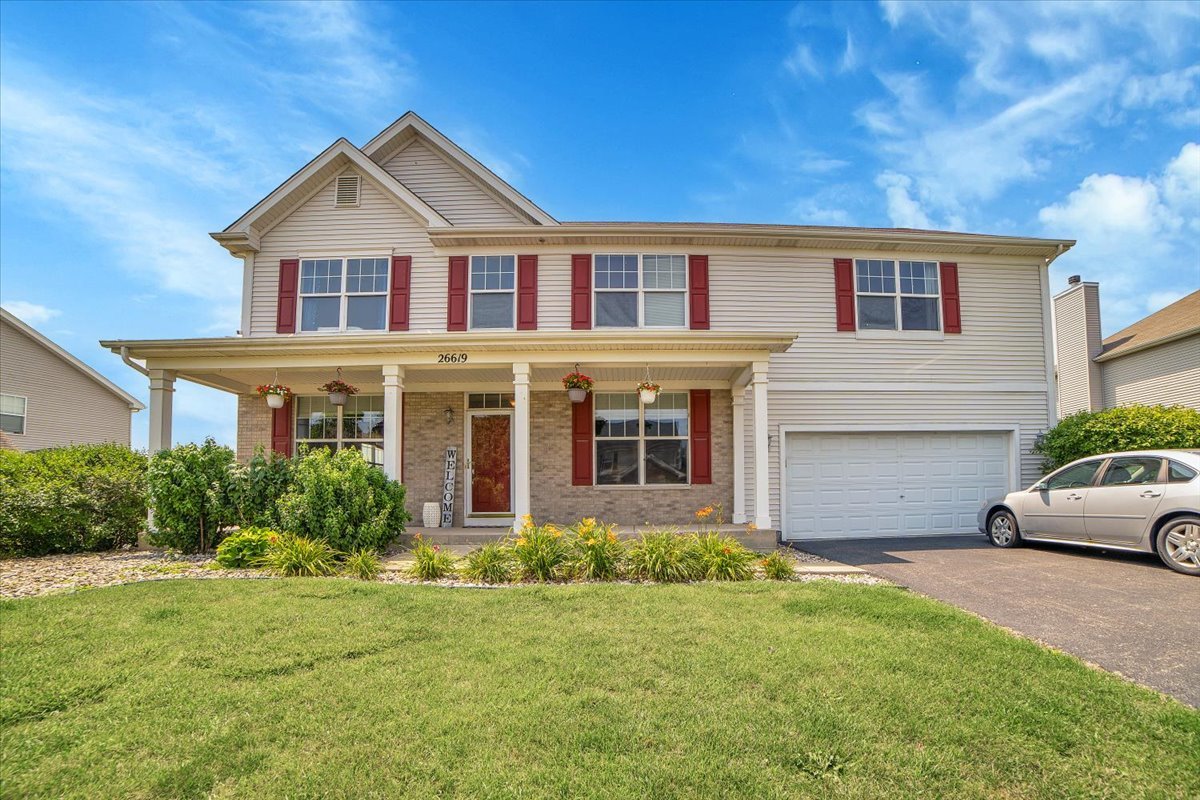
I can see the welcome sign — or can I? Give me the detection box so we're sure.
[441,446,457,527]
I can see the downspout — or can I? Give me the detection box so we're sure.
[120,346,150,377]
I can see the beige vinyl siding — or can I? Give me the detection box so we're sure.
[1053,283,1103,416]
[739,389,1051,526]
[249,168,450,336]
[382,139,524,226]
[0,319,133,450]
[1100,335,1200,410]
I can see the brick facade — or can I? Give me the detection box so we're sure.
[235,388,733,528]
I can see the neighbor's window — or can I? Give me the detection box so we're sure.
[299,257,389,332]
[294,395,384,466]
[470,255,516,329]
[594,254,687,328]
[855,259,940,331]
[594,392,689,485]
[0,394,26,435]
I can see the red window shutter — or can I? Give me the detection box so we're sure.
[939,262,962,334]
[447,256,468,331]
[690,389,712,484]
[570,254,592,330]
[571,393,593,486]
[388,256,412,331]
[688,255,710,330]
[517,254,538,330]
[276,259,299,334]
[834,258,855,331]
[271,400,293,457]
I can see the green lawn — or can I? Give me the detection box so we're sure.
[2,580,1197,799]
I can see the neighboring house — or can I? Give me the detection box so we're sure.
[102,112,1074,540]
[1053,279,1200,416]
[0,308,143,451]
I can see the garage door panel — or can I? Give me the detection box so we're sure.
[785,431,1011,540]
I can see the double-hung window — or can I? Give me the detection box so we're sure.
[594,392,689,485]
[0,394,26,435]
[855,259,941,331]
[594,254,687,328]
[294,395,385,466]
[299,257,389,332]
[470,255,516,329]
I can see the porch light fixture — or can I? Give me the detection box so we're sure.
[562,363,594,404]
[444,406,455,425]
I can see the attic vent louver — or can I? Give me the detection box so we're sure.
[335,174,360,208]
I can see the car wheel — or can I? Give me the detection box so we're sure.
[1156,516,1200,576]
[987,510,1020,548]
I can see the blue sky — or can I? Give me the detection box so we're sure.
[1,0,1197,449]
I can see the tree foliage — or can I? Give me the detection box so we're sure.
[1034,404,1200,470]
[146,438,238,552]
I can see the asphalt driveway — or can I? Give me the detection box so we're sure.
[796,534,1200,707]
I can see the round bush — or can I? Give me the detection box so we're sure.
[147,438,238,553]
[1034,404,1200,470]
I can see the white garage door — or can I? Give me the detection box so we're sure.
[783,431,1011,540]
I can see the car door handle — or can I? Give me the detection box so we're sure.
[1066,493,1084,501]
[1140,490,1162,498]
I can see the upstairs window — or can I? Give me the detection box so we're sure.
[855,259,941,331]
[299,257,388,332]
[470,255,516,329]
[594,254,687,328]
[0,394,26,435]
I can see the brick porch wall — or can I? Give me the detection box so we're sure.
[236,394,272,462]
[401,391,466,527]
[529,390,733,526]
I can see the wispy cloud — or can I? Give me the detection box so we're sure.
[1,300,61,325]
[783,43,821,80]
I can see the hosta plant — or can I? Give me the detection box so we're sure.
[408,535,455,580]
[511,517,570,582]
[214,527,276,568]
[568,518,625,580]
[760,550,795,581]
[260,534,339,577]
[694,533,757,581]
[626,530,702,583]
[461,542,515,584]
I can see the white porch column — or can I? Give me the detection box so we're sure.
[147,369,176,452]
[751,361,772,531]
[512,362,532,527]
[382,365,405,482]
[731,388,747,524]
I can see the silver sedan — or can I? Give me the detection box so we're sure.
[978,450,1200,576]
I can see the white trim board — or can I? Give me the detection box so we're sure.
[766,382,1048,393]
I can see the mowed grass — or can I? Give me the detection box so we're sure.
[2,580,1197,799]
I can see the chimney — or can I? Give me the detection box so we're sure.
[1052,279,1104,417]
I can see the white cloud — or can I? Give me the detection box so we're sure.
[875,172,934,229]
[839,32,859,73]
[1,300,61,325]
[1039,174,1167,235]
[783,43,821,80]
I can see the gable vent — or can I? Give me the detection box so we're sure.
[335,174,360,208]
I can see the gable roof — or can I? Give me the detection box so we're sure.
[214,138,451,255]
[1097,289,1200,362]
[362,111,557,226]
[0,308,144,410]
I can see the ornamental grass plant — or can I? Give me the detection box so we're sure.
[461,542,516,584]
[627,529,703,583]
[568,518,625,580]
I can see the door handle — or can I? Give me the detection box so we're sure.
[1140,490,1162,498]
[1066,493,1084,501]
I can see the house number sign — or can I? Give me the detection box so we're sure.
[437,353,468,363]
[441,446,458,527]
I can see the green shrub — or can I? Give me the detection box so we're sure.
[228,450,293,528]
[694,533,757,581]
[278,447,409,553]
[760,550,795,581]
[461,542,515,584]
[214,527,275,568]
[627,530,701,583]
[260,534,339,577]
[511,518,570,582]
[147,438,238,553]
[408,535,455,580]
[1034,404,1200,470]
[341,549,382,581]
[0,444,148,556]
[568,518,625,580]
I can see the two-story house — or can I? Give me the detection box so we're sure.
[103,113,1073,540]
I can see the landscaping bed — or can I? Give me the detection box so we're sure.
[0,551,266,598]
[2,580,1196,799]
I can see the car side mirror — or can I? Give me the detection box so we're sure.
[1032,481,1048,491]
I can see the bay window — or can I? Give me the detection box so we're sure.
[594,254,687,328]
[470,255,516,329]
[299,257,389,332]
[855,259,941,331]
[595,392,689,485]
[294,395,384,466]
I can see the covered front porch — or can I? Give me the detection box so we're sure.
[104,331,794,531]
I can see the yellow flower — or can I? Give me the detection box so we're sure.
[607,532,618,544]
[696,506,714,519]
[516,537,526,546]
[582,517,597,528]
[746,522,758,532]
[586,538,596,546]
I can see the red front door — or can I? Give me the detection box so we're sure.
[470,414,511,514]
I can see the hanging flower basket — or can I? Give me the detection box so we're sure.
[319,378,358,407]
[637,381,661,404]
[256,383,292,409]
[562,371,594,403]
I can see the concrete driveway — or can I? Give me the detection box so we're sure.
[796,534,1200,707]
